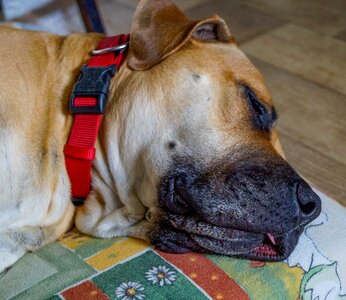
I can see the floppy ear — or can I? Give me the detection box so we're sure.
[127,0,233,70]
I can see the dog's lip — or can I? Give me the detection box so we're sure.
[164,211,287,241]
[162,212,303,261]
[188,230,298,261]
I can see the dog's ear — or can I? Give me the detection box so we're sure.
[127,0,233,70]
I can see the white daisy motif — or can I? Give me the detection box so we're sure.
[115,281,145,300]
[145,265,177,286]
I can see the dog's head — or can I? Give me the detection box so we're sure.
[105,0,321,261]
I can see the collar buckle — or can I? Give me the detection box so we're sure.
[70,64,116,114]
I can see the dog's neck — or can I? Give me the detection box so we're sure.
[55,33,149,215]
[50,33,121,204]
[53,32,104,137]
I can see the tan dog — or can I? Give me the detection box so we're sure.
[0,0,321,274]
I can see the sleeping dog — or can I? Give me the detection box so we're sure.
[0,0,321,273]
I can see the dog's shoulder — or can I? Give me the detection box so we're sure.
[0,26,103,69]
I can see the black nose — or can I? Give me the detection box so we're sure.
[296,180,321,222]
[163,175,194,214]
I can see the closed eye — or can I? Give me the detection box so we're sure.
[243,85,277,131]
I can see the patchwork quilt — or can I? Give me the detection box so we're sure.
[0,189,345,300]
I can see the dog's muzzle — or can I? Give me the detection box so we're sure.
[153,150,322,261]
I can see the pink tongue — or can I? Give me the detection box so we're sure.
[266,233,276,245]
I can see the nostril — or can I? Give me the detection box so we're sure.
[296,181,320,216]
[174,175,187,189]
[174,176,193,206]
[298,198,316,215]
[164,175,193,214]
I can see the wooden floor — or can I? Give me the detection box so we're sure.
[2,0,346,205]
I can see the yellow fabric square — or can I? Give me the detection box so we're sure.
[58,228,92,250]
[86,238,150,271]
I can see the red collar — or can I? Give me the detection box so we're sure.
[64,34,130,206]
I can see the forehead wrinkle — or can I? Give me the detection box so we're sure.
[217,46,272,106]
[233,66,272,106]
[152,39,274,109]
[207,44,273,108]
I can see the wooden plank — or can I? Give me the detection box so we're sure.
[241,24,346,95]
[336,30,346,43]
[242,0,346,37]
[185,0,284,44]
[169,0,211,10]
[105,0,211,11]
[97,1,134,34]
[245,56,346,204]
[279,132,346,206]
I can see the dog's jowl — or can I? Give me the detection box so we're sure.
[0,0,321,273]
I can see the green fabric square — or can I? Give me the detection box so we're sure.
[0,253,57,300]
[92,250,208,300]
[3,242,96,300]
